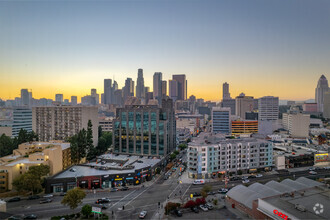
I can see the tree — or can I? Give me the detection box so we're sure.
[61,187,86,210]
[201,184,212,197]
[69,129,88,164]
[98,125,102,138]
[0,134,15,157]
[178,144,187,151]
[81,204,92,217]
[12,164,50,194]
[170,153,176,160]
[86,120,96,160]
[183,200,196,208]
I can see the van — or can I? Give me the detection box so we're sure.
[193,179,205,185]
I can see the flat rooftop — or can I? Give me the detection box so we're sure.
[53,154,161,179]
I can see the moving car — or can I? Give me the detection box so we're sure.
[43,194,53,198]
[139,211,147,219]
[193,192,201,197]
[309,167,316,171]
[207,191,216,195]
[193,179,205,185]
[40,199,52,204]
[121,186,129,191]
[230,176,240,181]
[218,188,229,194]
[8,197,21,202]
[309,171,317,175]
[199,204,208,211]
[242,179,250,184]
[60,192,67,196]
[248,175,256,179]
[256,174,263,178]
[111,188,118,192]
[95,198,111,204]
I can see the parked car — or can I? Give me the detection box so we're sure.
[139,211,147,219]
[248,175,256,179]
[111,188,118,192]
[8,197,21,202]
[191,206,199,213]
[199,204,208,211]
[23,214,37,219]
[205,203,214,210]
[40,199,52,204]
[193,192,201,197]
[28,195,40,200]
[309,171,317,175]
[230,176,240,181]
[8,215,24,220]
[242,179,250,184]
[164,176,169,180]
[241,176,249,180]
[60,192,67,196]
[309,167,316,171]
[43,194,53,198]
[174,209,183,217]
[218,188,228,194]
[256,174,263,178]
[207,191,216,195]
[121,186,129,191]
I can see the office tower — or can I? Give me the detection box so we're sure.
[323,91,330,119]
[211,107,231,134]
[172,74,187,100]
[101,93,104,105]
[153,72,162,104]
[113,80,118,91]
[258,96,279,121]
[235,93,254,120]
[64,99,69,105]
[81,95,95,106]
[282,112,310,138]
[221,99,236,115]
[55,94,63,103]
[315,75,329,112]
[113,98,175,156]
[123,78,134,102]
[114,89,123,107]
[144,87,150,94]
[21,89,29,106]
[91,88,99,105]
[145,92,154,105]
[169,79,178,101]
[28,91,32,106]
[71,96,77,105]
[222,82,231,100]
[162,80,167,97]
[104,79,112,105]
[33,106,98,144]
[136,68,145,99]
[12,107,33,137]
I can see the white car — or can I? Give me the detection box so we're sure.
[139,211,147,219]
[242,179,250,184]
[309,171,317,175]
[241,176,249,180]
[218,188,229,194]
[199,205,208,211]
[256,174,263,178]
[309,167,316,171]
[43,194,53,198]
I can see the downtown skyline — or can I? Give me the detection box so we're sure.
[1,0,330,101]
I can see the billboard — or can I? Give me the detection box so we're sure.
[314,153,329,163]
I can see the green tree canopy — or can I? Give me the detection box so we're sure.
[81,204,92,217]
[61,187,86,210]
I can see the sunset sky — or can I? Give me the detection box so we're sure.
[1,0,330,102]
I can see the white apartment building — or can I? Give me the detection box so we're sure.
[258,96,279,121]
[282,112,310,138]
[187,133,273,178]
[32,106,98,144]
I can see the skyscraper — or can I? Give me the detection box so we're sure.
[21,89,29,106]
[136,68,145,99]
[258,96,279,121]
[153,72,162,104]
[55,94,63,103]
[169,80,178,102]
[211,107,231,134]
[235,93,254,119]
[91,88,99,105]
[315,75,329,112]
[323,91,330,119]
[104,79,112,105]
[71,96,77,105]
[123,78,134,102]
[162,80,167,97]
[172,74,187,100]
[222,82,231,100]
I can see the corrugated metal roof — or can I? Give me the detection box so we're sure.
[248,182,281,197]
[296,177,323,187]
[281,179,308,190]
[265,180,295,193]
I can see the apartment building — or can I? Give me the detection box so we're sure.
[187,133,273,179]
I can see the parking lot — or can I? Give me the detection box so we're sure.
[164,207,240,219]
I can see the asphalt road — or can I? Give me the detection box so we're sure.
[5,152,330,219]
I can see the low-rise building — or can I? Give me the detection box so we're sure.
[187,133,273,179]
[177,128,191,144]
[231,120,258,136]
[0,141,72,191]
[99,116,113,132]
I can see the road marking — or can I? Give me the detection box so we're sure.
[182,183,192,197]
[168,182,181,198]
[109,189,137,209]
[124,186,150,206]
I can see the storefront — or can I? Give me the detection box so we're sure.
[51,183,63,193]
